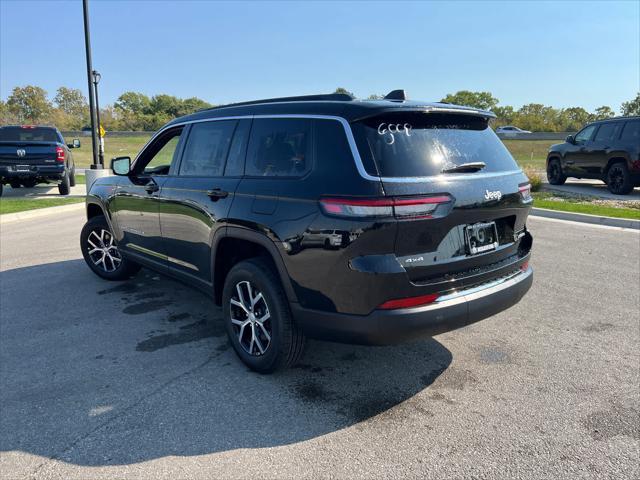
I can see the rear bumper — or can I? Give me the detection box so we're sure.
[293,266,533,345]
[0,165,65,180]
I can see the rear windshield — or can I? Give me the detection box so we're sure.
[0,127,59,142]
[352,112,519,177]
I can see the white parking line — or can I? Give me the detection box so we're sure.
[529,215,640,233]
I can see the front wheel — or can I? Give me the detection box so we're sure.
[606,162,633,195]
[80,215,141,280]
[222,258,305,373]
[547,158,567,185]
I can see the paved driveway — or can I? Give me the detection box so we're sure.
[0,211,638,479]
[542,178,640,201]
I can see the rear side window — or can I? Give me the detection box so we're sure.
[246,118,311,177]
[179,121,236,176]
[0,126,58,142]
[593,123,620,142]
[224,119,251,176]
[352,112,519,177]
[620,120,640,142]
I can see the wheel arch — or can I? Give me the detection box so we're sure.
[212,227,298,307]
[604,155,629,176]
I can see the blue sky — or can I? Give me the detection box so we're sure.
[1,0,638,111]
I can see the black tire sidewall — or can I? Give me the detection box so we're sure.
[222,259,290,373]
[58,172,70,195]
[607,163,633,195]
[547,159,566,185]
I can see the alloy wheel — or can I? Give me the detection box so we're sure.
[608,166,624,192]
[86,228,122,273]
[229,280,272,356]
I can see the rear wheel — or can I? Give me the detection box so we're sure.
[606,162,633,195]
[0,183,3,197]
[80,215,141,280]
[10,180,21,189]
[21,178,37,188]
[58,172,70,195]
[547,158,567,185]
[69,168,76,187]
[222,258,305,373]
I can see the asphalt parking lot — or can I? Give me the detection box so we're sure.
[0,211,638,479]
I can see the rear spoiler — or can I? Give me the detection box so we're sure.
[351,105,496,123]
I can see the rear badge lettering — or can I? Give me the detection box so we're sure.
[484,189,502,201]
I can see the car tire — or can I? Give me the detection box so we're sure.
[10,180,21,189]
[606,162,633,195]
[21,179,37,188]
[58,172,70,195]
[547,158,567,185]
[222,257,305,373]
[80,215,141,281]
[69,168,76,187]
[0,183,3,197]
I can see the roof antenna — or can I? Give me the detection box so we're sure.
[384,89,407,101]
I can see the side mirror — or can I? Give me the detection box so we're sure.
[111,156,131,176]
[68,139,81,148]
[565,135,575,144]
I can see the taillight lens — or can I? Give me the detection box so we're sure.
[519,183,532,202]
[56,146,65,163]
[378,293,440,310]
[320,195,453,220]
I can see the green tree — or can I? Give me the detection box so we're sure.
[593,105,615,120]
[149,94,182,117]
[179,97,213,116]
[621,92,640,116]
[493,105,515,126]
[53,87,88,129]
[440,91,499,111]
[6,85,52,123]
[559,107,593,132]
[114,91,151,116]
[334,87,355,98]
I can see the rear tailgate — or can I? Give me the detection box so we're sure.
[351,110,532,292]
[0,142,59,166]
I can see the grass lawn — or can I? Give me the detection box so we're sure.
[72,134,556,171]
[532,192,640,220]
[73,135,151,168]
[0,197,84,215]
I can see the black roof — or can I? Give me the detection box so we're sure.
[167,92,495,127]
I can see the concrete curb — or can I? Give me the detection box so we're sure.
[0,202,85,224]
[531,207,640,230]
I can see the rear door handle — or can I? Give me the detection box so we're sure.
[206,188,228,200]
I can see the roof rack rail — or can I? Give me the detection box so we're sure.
[199,93,354,112]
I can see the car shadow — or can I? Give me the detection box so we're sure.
[0,259,452,467]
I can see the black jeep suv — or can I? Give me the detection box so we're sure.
[0,125,79,196]
[81,91,533,373]
[547,116,640,195]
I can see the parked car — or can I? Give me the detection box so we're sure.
[496,126,532,136]
[80,91,534,373]
[0,125,79,196]
[546,117,640,195]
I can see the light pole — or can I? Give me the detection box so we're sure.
[92,70,104,167]
[82,0,100,170]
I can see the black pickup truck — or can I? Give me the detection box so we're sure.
[0,125,80,197]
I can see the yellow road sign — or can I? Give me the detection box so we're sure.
[99,125,106,138]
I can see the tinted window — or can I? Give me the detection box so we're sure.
[246,118,311,177]
[140,128,183,175]
[225,119,251,176]
[352,112,519,177]
[0,126,58,142]
[620,120,640,142]
[575,125,597,144]
[180,121,236,176]
[593,123,619,142]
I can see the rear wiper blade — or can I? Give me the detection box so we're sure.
[441,162,486,174]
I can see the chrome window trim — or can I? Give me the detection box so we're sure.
[133,114,522,184]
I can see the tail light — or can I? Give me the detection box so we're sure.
[518,183,532,202]
[320,195,454,220]
[378,293,439,310]
[520,260,529,271]
[56,146,65,163]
